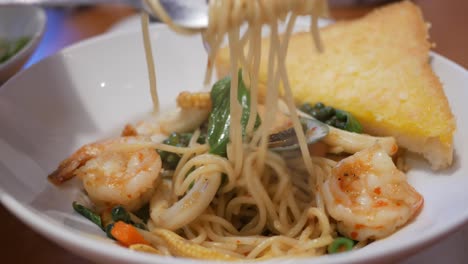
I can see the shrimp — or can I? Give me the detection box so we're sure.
[121,91,212,137]
[321,144,423,241]
[120,108,209,137]
[323,126,398,156]
[48,136,162,212]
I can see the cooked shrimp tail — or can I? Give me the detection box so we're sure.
[48,142,106,185]
[48,136,162,212]
[48,136,153,185]
[322,144,423,241]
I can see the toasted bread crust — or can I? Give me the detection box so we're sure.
[215,1,455,169]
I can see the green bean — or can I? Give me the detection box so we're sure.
[72,201,103,229]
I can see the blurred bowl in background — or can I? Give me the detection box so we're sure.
[0,5,46,84]
[328,0,396,6]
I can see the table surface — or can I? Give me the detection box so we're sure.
[1,1,467,263]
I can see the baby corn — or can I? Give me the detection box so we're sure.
[176,91,211,110]
[152,228,236,260]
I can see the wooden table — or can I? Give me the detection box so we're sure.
[1,1,467,263]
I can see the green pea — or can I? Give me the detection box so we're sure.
[328,237,355,254]
[111,205,131,223]
[105,223,115,239]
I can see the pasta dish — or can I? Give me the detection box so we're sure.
[48,0,428,260]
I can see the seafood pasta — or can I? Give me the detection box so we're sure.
[48,0,423,260]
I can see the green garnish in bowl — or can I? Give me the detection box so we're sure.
[0,36,31,64]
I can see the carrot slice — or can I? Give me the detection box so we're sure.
[111,221,150,247]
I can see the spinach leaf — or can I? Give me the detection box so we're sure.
[207,71,260,156]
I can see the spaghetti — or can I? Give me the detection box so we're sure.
[142,0,334,258]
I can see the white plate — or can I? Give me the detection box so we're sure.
[0,25,467,264]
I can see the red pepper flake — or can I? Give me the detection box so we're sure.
[391,144,398,154]
[374,200,388,207]
[355,224,365,229]
[351,231,358,239]
[373,187,381,195]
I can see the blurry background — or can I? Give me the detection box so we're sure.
[1,0,467,263]
[21,0,468,70]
